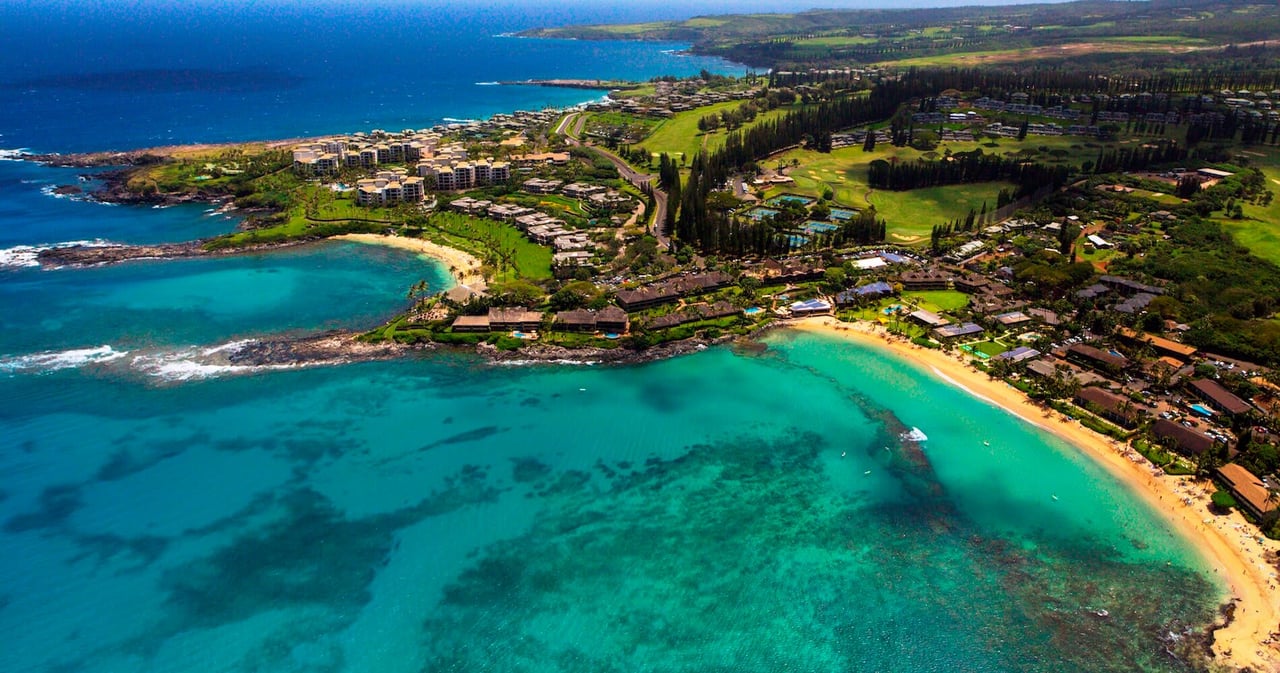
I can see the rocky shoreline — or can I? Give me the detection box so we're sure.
[224,329,742,370]
[34,237,316,267]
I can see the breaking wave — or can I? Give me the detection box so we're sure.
[0,239,115,268]
[0,345,128,374]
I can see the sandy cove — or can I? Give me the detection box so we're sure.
[331,233,487,291]
[790,317,1280,672]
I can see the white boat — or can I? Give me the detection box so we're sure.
[900,427,928,442]
[983,440,991,446]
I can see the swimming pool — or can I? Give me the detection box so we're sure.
[1190,403,1215,416]
[743,307,764,316]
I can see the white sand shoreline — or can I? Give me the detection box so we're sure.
[331,233,487,290]
[790,317,1280,671]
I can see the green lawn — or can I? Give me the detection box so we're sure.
[969,340,1009,357]
[1217,161,1280,266]
[766,136,1112,244]
[902,290,969,313]
[421,212,552,282]
[868,182,1014,242]
[641,101,794,164]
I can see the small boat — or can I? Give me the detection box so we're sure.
[841,451,846,457]
[900,427,928,442]
[983,440,990,446]
[864,470,872,475]
[1052,495,1059,501]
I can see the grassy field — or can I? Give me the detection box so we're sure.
[1217,158,1280,266]
[640,101,794,163]
[766,137,1104,243]
[902,290,969,313]
[421,212,552,282]
[869,183,1013,242]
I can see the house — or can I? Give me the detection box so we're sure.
[553,309,597,332]
[900,269,953,290]
[616,286,681,312]
[994,311,1032,327]
[488,307,543,332]
[1065,344,1128,373]
[1117,328,1198,361]
[909,309,950,328]
[1189,379,1253,416]
[995,346,1041,363]
[596,306,629,333]
[1216,463,1276,520]
[521,178,563,194]
[835,281,895,306]
[933,323,984,340]
[1152,418,1215,457]
[1027,307,1062,326]
[789,299,833,316]
[1074,387,1139,428]
[451,315,491,333]
[953,276,990,294]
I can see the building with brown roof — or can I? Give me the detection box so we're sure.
[553,309,597,332]
[900,269,953,291]
[451,315,491,333]
[1152,418,1215,456]
[1075,387,1139,428]
[1216,463,1277,520]
[489,307,543,332]
[596,306,629,333]
[1189,379,1252,416]
[1117,327,1198,361]
[1065,344,1129,374]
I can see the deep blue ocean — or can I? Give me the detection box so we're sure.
[0,2,1223,672]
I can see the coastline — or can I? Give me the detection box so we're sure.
[329,233,487,290]
[788,316,1280,672]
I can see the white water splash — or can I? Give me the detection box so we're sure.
[0,345,128,374]
[0,239,116,268]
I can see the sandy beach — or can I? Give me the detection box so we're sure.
[791,317,1280,672]
[332,233,487,290]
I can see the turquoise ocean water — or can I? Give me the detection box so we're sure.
[0,1,1224,670]
[1,330,1223,672]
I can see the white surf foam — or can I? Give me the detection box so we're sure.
[0,345,128,374]
[0,148,30,161]
[0,239,116,268]
[130,341,308,382]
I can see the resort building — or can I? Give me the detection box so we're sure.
[1064,344,1129,374]
[1189,379,1253,416]
[932,323,984,340]
[1216,463,1276,521]
[419,158,510,191]
[355,170,425,206]
[292,147,343,175]
[1074,387,1139,428]
[552,307,629,334]
[1152,418,1216,457]
[522,178,563,194]
[900,269,953,290]
[909,309,950,328]
[488,307,543,332]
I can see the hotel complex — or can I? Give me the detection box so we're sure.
[292,129,511,197]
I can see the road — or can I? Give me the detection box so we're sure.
[561,112,671,250]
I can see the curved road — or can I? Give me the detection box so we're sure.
[561,113,671,249]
